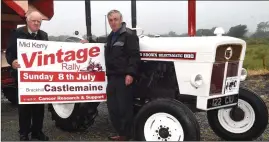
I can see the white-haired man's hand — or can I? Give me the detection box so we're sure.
[12,59,21,69]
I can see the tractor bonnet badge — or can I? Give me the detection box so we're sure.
[225,47,233,60]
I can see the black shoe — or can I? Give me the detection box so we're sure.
[20,135,29,141]
[31,131,49,141]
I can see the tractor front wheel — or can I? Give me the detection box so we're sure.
[48,102,100,132]
[207,87,268,141]
[134,98,200,141]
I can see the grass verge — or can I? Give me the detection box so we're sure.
[247,69,269,76]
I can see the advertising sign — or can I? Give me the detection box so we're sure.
[17,39,107,104]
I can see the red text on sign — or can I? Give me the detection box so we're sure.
[21,46,100,68]
[20,94,107,102]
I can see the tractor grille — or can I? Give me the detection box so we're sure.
[209,44,242,95]
[210,62,225,94]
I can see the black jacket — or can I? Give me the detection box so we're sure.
[5,26,48,79]
[104,22,140,78]
[5,26,48,66]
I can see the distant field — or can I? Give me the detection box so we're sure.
[243,38,269,71]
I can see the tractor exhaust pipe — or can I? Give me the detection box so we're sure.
[85,0,92,42]
[131,0,137,35]
[188,0,196,36]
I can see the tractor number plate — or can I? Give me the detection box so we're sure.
[224,77,239,94]
[207,94,238,109]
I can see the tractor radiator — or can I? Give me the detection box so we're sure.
[209,44,242,95]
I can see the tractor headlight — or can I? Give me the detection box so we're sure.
[240,68,247,81]
[191,74,203,88]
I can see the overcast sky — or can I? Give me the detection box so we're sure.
[40,1,269,37]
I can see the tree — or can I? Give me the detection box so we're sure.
[227,24,248,38]
[256,21,269,32]
[178,33,189,37]
[83,34,88,40]
[252,21,269,38]
[48,36,59,41]
[266,21,269,33]
[196,27,216,36]
[168,31,177,37]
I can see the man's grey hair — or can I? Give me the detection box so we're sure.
[25,11,43,22]
[107,9,122,19]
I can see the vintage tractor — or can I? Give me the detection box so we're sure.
[2,0,268,141]
[47,1,268,141]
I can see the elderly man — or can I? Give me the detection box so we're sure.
[6,11,49,141]
[104,10,140,141]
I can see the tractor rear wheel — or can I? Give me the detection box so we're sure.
[207,87,268,141]
[2,87,18,105]
[134,98,200,141]
[48,102,100,132]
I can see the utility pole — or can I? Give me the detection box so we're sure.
[131,0,137,35]
[105,15,108,37]
[85,0,92,42]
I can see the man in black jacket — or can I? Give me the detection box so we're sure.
[6,11,49,141]
[105,10,140,141]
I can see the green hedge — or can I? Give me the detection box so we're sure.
[243,40,269,70]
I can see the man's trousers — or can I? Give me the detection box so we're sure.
[18,104,45,135]
[13,74,45,136]
[106,75,134,137]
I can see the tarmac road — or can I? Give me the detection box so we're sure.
[1,96,117,141]
[1,97,222,141]
[1,75,269,141]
